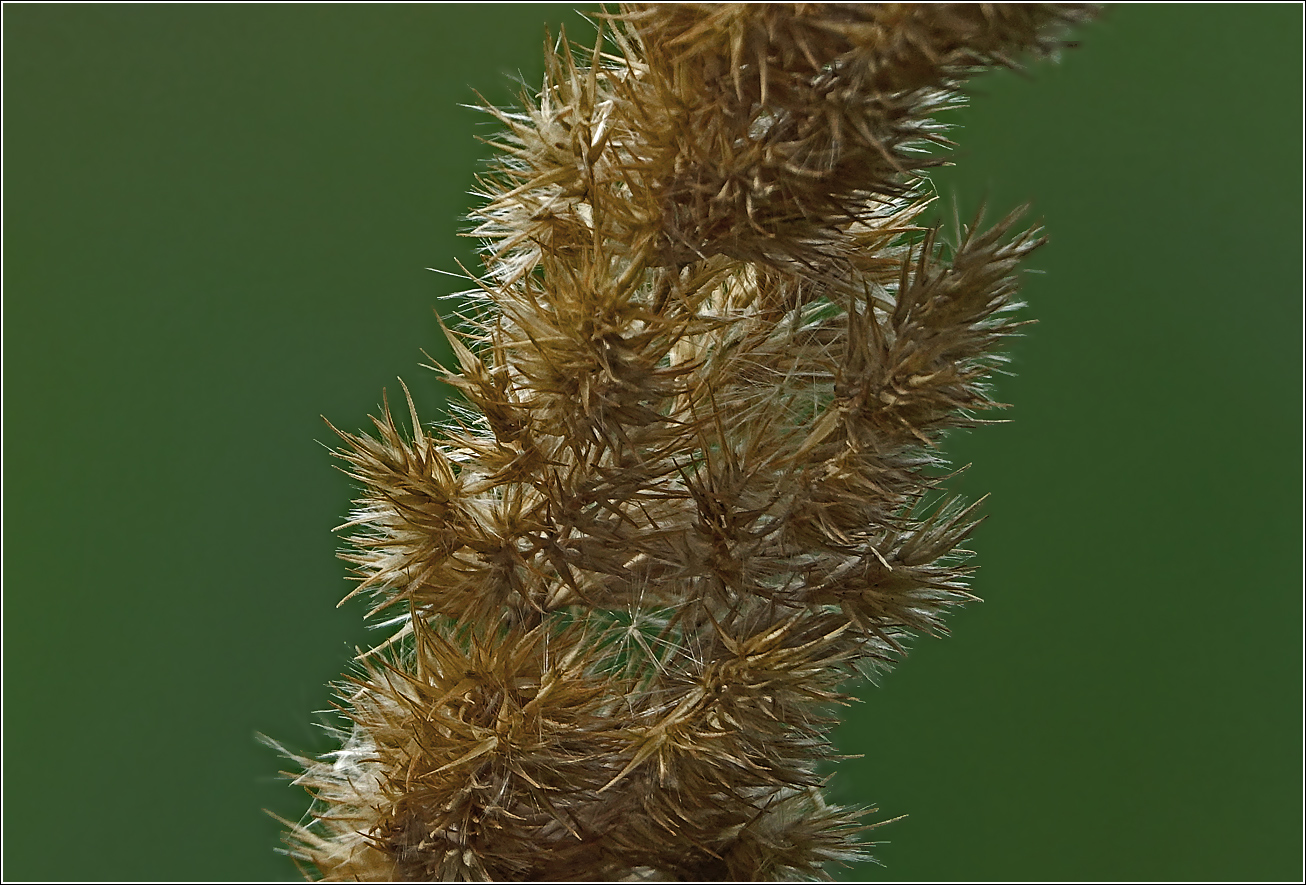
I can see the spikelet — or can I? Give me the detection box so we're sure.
[271,4,1095,880]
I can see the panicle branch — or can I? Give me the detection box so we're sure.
[273,4,1094,880]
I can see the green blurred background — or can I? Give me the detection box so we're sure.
[3,5,1300,881]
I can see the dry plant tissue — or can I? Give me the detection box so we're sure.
[268,4,1096,880]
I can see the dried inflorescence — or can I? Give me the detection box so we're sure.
[271,4,1095,880]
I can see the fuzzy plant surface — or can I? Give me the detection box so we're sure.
[271,4,1095,880]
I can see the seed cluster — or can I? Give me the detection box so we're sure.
[273,4,1094,880]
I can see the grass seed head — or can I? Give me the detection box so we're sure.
[272,3,1096,880]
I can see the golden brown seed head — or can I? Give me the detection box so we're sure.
[272,4,1096,880]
